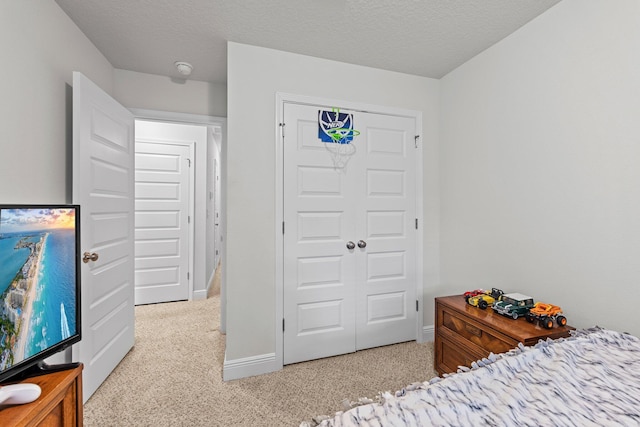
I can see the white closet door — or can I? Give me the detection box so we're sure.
[283,103,417,364]
[283,103,357,364]
[355,113,417,350]
[134,141,192,305]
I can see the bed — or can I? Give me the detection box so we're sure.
[302,328,640,426]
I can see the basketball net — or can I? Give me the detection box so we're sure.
[324,128,360,170]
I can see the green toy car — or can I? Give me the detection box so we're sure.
[492,293,535,319]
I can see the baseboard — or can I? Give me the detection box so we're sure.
[192,289,207,300]
[223,352,280,381]
[422,324,435,342]
[223,329,434,381]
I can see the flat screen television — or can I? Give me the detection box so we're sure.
[0,205,81,384]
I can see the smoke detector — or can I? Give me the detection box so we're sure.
[174,61,193,76]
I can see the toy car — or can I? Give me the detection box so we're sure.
[467,288,504,309]
[526,302,567,329]
[492,293,535,319]
[463,289,486,302]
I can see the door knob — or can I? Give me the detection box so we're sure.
[346,241,356,250]
[357,240,367,248]
[82,252,99,263]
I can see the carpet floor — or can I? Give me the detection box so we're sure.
[83,293,437,426]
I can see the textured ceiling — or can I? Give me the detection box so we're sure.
[55,0,561,84]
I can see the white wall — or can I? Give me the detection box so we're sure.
[440,0,640,336]
[0,0,114,203]
[114,69,227,117]
[225,42,440,364]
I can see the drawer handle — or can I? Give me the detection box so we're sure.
[466,324,482,338]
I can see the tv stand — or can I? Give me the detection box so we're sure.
[0,364,82,426]
[15,361,82,381]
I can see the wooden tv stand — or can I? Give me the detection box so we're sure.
[0,364,83,427]
[435,295,574,375]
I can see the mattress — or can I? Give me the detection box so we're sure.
[302,328,640,427]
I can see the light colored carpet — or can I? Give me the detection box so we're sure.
[83,291,437,426]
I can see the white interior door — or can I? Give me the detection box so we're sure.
[72,72,135,401]
[134,141,192,305]
[354,112,417,349]
[283,103,417,364]
[283,103,357,364]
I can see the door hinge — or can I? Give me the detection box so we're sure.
[187,272,190,280]
[279,122,285,137]
[282,318,285,332]
[414,135,420,148]
[282,222,285,234]
[188,216,191,224]
[415,218,418,229]
[416,300,419,312]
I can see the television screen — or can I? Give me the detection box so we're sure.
[0,205,81,383]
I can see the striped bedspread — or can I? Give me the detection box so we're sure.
[305,328,640,427]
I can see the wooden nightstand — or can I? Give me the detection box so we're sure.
[434,295,574,375]
[0,364,83,427]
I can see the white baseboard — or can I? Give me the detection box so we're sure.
[192,289,207,300]
[223,352,280,381]
[223,328,435,382]
[422,324,435,342]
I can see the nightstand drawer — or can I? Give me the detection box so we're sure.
[440,307,517,355]
[435,334,483,374]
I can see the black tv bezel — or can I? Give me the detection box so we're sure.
[0,204,82,384]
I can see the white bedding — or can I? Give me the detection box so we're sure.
[303,328,640,427]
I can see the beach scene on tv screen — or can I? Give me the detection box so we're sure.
[0,208,77,370]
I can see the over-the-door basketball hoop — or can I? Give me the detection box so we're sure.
[318,108,360,169]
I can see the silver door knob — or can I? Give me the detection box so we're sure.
[346,241,356,250]
[82,251,99,263]
[357,240,367,248]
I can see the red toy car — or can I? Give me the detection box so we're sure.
[463,289,486,302]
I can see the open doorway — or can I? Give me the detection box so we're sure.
[133,121,199,305]
[131,111,225,308]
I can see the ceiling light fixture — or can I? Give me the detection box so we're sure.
[175,61,193,76]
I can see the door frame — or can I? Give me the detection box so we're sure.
[130,110,226,309]
[134,138,196,304]
[274,93,425,370]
